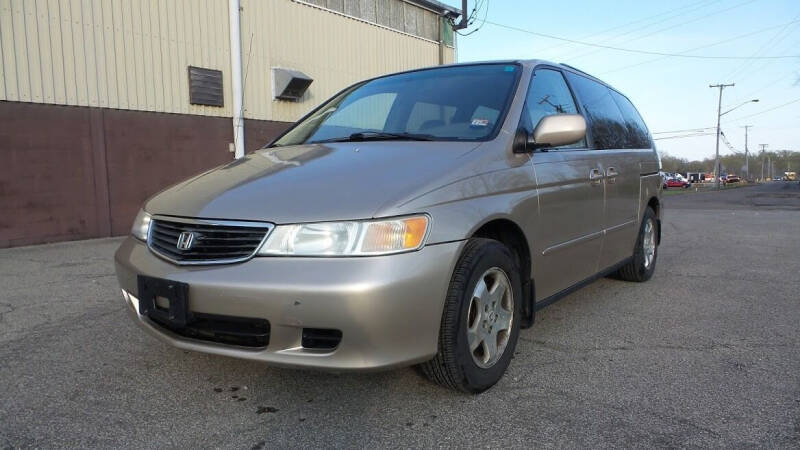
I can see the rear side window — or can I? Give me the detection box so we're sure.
[523,69,584,148]
[565,72,628,150]
[609,91,652,149]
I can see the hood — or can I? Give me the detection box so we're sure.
[144,141,482,223]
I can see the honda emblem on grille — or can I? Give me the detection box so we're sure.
[176,231,195,250]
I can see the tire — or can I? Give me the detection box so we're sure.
[614,207,658,282]
[418,238,522,393]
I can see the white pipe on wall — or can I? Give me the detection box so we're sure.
[229,0,245,159]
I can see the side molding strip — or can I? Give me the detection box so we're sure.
[542,230,603,255]
[534,256,634,311]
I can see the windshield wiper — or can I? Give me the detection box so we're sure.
[309,131,435,144]
[349,131,435,141]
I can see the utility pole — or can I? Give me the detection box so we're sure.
[759,144,768,180]
[710,83,735,189]
[452,0,469,30]
[768,155,771,179]
[741,125,752,180]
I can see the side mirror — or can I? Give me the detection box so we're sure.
[531,114,587,150]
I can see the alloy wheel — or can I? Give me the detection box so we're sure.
[643,219,656,269]
[466,267,514,368]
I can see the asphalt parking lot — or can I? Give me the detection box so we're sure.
[1,182,799,448]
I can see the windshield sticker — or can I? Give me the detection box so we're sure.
[471,118,489,127]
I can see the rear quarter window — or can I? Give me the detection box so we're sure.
[609,91,652,149]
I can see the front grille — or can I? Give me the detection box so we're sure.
[149,312,271,348]
[148,218,272,265]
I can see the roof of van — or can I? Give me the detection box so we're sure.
[359,59,622,98]
[434,59,614,88]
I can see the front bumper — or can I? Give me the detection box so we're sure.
[114,237,463,371]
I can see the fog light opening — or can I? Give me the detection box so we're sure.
[155,296,170,311]
[301,328,343,350]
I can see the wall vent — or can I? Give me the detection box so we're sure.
[188,66,224,107]
[272,68,313,101]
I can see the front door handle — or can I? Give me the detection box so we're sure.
[606,167,618,184]
[589,168,604,186]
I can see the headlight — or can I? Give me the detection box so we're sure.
[258,215,429,256]
[131,209,152,241]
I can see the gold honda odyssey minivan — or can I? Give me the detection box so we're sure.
[115,60,662,392]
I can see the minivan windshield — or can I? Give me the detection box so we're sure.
[271,64,521,146]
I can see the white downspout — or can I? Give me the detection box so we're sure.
[229,0,245,159]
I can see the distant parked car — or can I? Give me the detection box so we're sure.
[666,179,690,189]
[725,174,741,183]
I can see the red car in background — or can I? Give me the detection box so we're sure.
[726,174,741,183]
[665,179,690,189]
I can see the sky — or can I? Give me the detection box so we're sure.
[441,0,800,161]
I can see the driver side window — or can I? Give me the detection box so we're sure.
[523,69,585,148]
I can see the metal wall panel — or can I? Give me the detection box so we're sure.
[0,0,456,121]
[241,0,455,123]
[0,0,232,117]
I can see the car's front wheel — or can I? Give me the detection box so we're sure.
[419,238,522,393]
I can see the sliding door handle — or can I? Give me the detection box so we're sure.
[606,167,618,184]
[589,168,604,186]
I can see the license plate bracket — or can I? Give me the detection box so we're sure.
[137,275,190,327]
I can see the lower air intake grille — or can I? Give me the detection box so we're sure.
[148,218,272,265]
[149,312,270,348]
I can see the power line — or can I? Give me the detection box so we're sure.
[724,96,800,121]
[723,9,800,82]
[565,0,754,62]
[557,0,725,61]
[652,127,716,135]
[721,24,800,105]
[725,63,800,105]
[533,0,720,56]
[651,97,800,137]
[482,20,800,59]
[719,130,742,154]
[653,132,716,141]
[454,0,489,36]
[600,18,800,75]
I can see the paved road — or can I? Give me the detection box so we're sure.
[667,179,800,210]
[2,182,799,448]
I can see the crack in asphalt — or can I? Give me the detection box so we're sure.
[0,301,15,323]
[521,338,799,354]
[507,385,723,443]
[0,305,125,351]
[659,269,800,286]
